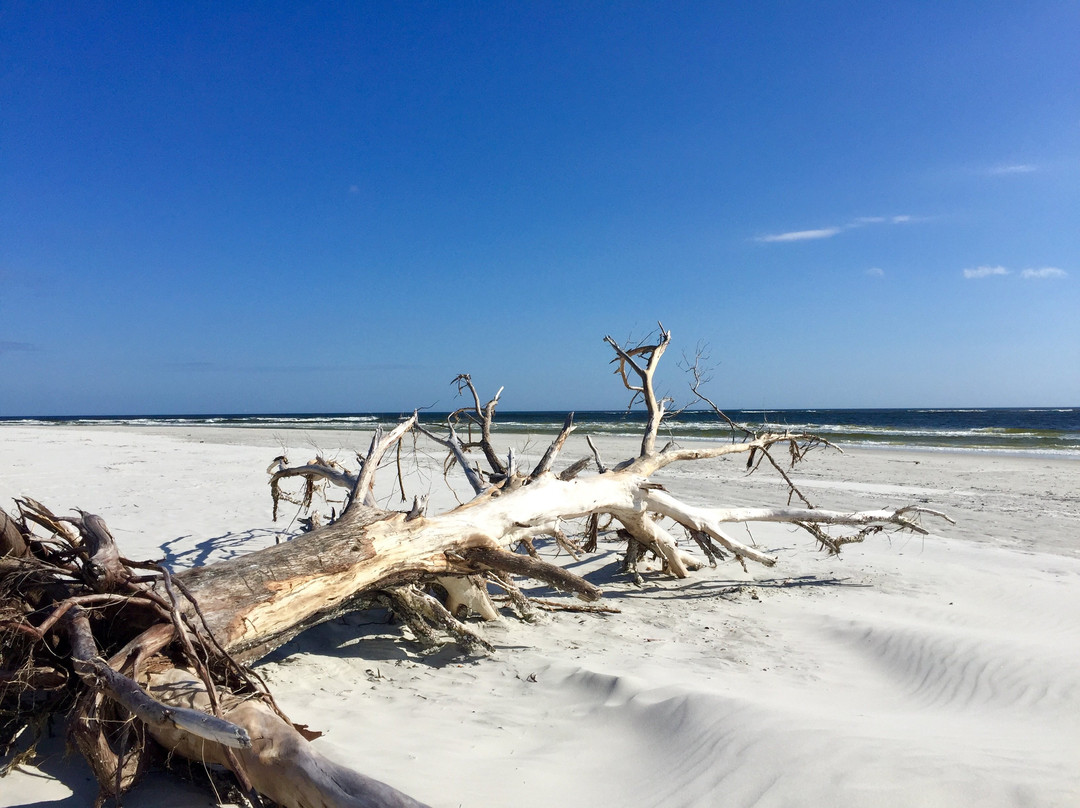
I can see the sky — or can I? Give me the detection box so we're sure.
[2,1,1078,415]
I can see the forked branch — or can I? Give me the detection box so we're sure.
[450,374,506,476]
[604,323,672,457]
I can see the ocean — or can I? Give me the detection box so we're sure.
[3,408,1078,456]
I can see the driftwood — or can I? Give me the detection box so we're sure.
[0,327,952,807]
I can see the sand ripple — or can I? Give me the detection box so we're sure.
[829,618,1080,713]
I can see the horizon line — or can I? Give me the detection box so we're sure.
[2,405,1077,421]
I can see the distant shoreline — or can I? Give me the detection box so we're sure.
[3,407,1078,456]
[3,406,1077,421]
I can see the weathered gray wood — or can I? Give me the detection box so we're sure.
[0,507,28,557]
[147,667,430,808]
[64,609,251,749]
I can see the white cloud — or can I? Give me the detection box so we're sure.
[1021,267,1067,279]
[963,265,1010,279]
[866,267,885,277]
[756,227,842,243]
[987,164,1038,175]
[758,214,923,244]
[850,215,914,227]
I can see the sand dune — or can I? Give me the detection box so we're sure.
[2,425,1078,807]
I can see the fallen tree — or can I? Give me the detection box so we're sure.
[0,327,951,807]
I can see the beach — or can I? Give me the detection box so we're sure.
[2,423,1079,807]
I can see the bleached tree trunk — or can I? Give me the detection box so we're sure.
[0,326,952,808]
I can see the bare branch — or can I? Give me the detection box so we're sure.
[604,323,672,457]
[386,584,494,654]
[585,435,608,474]
[530,413,575,479]
[270,462,356,491]
[64,608,251,750]
[683,347,754,440]
[557,456,592,481]
[461,546,602,602]
[417,423,491,496]
[451,374,506,475]
[345,413,419,521]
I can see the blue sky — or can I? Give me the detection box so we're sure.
[2,2,1077,415]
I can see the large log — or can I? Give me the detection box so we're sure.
[1,326,952,807]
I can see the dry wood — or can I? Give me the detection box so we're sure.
[1,328,953,807]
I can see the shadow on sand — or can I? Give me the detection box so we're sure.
[158,527,291,570]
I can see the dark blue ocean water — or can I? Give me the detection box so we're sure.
[4,408,1078,455]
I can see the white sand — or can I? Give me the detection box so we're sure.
[2,424,1079,807]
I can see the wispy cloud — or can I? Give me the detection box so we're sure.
[756,227,842,243]
[987,164,1038,175]
[962,265,1069,280]
[1021,267,1067,279]
[0,341,37,355]
[963,265,1010,279]
[757,214,919,244]
[853,215,914,224]
[865,267,885,277]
